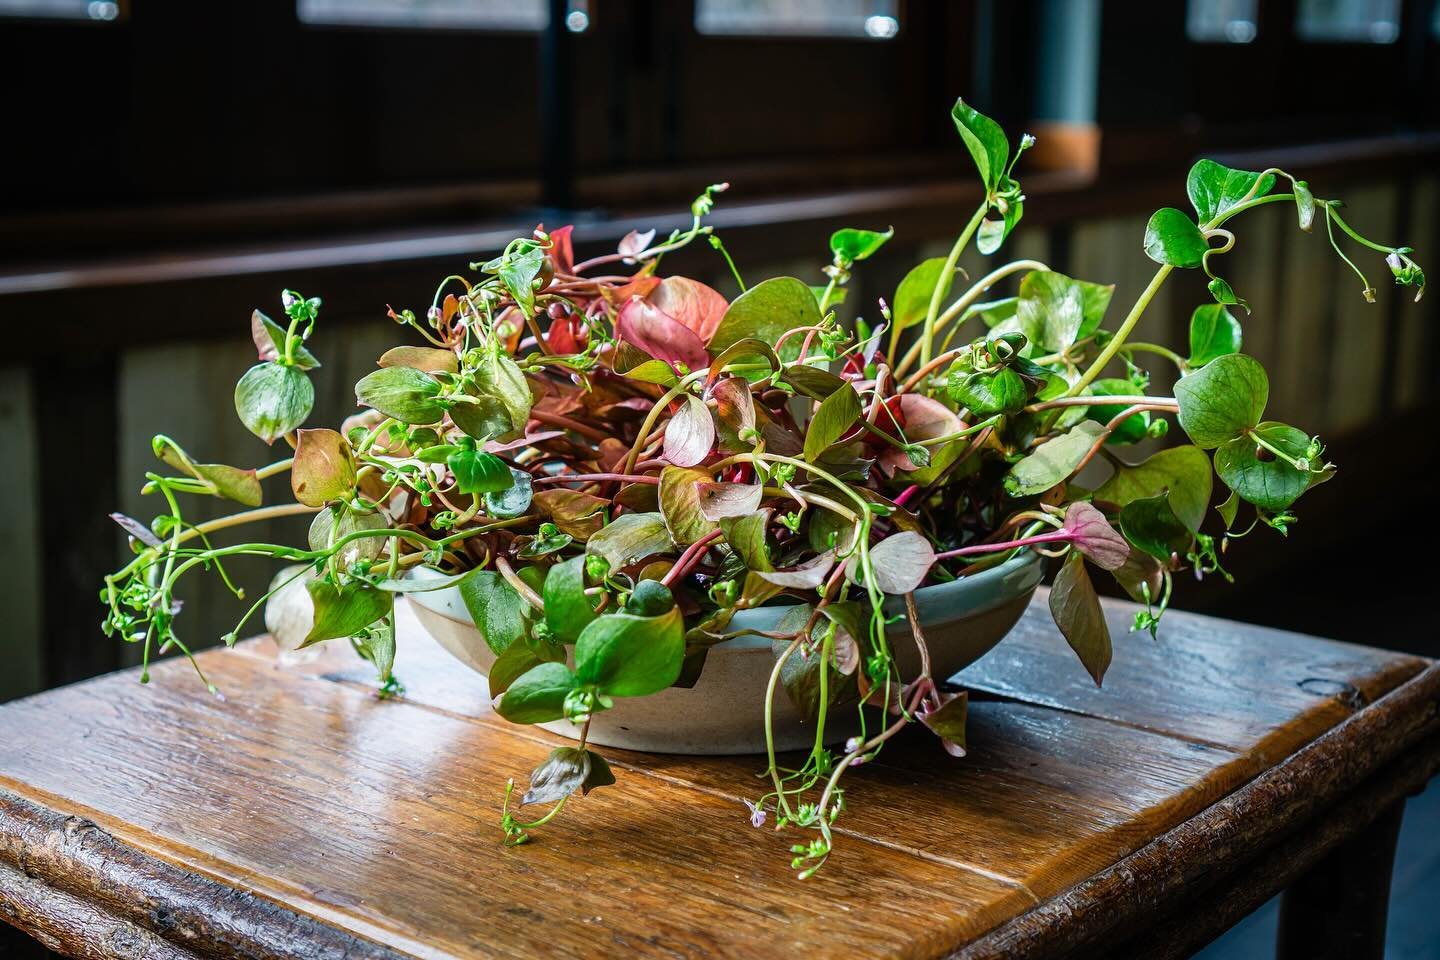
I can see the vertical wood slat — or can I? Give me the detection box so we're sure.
[1326,184,1397,435]
[1393,175,1438,411]
[0,367,44,703]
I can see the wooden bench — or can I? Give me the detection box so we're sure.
[2,592,1437,959]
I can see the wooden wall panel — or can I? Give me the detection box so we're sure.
[0,367,43,703]
[1394,176,1438,411]
[1326,185,1397,435]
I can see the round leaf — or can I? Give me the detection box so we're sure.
[354,366,445,425]
[459,570,530,655]
[542,555,597,644]
[496,662,578,724]
[574,606,685,698]
[829,226,893,263]
[708,277,821,362]
[893,257,954,332]
[1188,304,1243,368]
[1214,421,1311,512]
[1175,353,1268,448]
[663,394,716,467]
[234,362,314,444]
[587,512,675,571]
[1143,208,1209,269]
[1094,445,1213,533]
[291,428,357,507]
[1186,159,1275,226]
[1119,494,1193,562]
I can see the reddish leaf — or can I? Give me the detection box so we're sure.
[710,377,757,454]
[616,298,711,372]
[291,428,357,507]
[600,273,662,306]
[848,531,935,594]
[919,690,968,758]
[377,345,458,374]
[1062,501,1130,571]
[877,395,962,473]
[618,228,656,258]
[696,481,763,521]
[110,513,161,548]
[662,395,716,467]
[758,551,836,590]
[545,312,586,354]
[648,277,729,343]
[546,224,575,274]
[1050,550,1112,686]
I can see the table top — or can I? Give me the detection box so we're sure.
[2,592,1437,960]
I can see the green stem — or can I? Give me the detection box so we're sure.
[917,203,988,370]
[1120,342,1188,372]
[1065,265,1173,397]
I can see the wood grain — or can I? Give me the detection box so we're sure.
[0,593,1431,959]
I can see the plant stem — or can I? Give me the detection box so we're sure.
[917,204,988,371]
[894,258,1049,378]
[1066,265,1173,397]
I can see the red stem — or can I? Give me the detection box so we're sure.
[933,529,1073,562]
[662,530,725,586]
[533,473,660,486]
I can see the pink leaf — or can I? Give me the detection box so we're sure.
[648,277,729,344]
[878,395,963,474]
[662,395,716,467]
[484,431,565,453]
[618,228,656,259]
[696,481,763,521]
[616,298,711,372]
[1062,501,1130,571]
[757,551,836,590]
[848,530,936,594]
[546,224,575,274]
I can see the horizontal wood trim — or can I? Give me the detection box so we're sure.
[0,790,409,960]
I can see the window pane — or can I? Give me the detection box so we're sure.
[298,0,590,32]
[1186,0,1258,43]
[0,0,119,19]
[1296,0,1401,43]
[695,0,900,39]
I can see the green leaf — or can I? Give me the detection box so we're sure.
[449,393,513,442]
[804,384,862,463]
[1216,489,1241,529]
[1094,445,1213,533]
[488,643,544,697]
[1004,420,1106,497]
[719,512,773,571]
[1189,304,1243,368]
[1112,548,1164,605]
[290,428,357,507]
[1086,378,1152,446]
[251,310,321,370]
[893,258,954,332]
[587,512,675,571]
[191,463,264,507]
[708,277,821,362]
[949,366,1026,416]
[1293,180,1316,231]
[829,226,893,263]
[951,98,1008,192]
[1175,353,1268,448]
[1214,421,1311,512]
[308,505,386,573]
[354,366,445,425]
[783,363,848,402]
[496,662,577,724]
[574,606,685,698]
[542,555,596,644]
[521,747,614,805]
[485,467,534,518]
[448,449,514,495]
[810,285,849,307]
[1206,277,1247,312]
[1186,159,1276,226]
[1143,208,1209,269]
[234,362,314,444]
[1119,494,1193,561]
[459,571,530,655]
[302,579,393,647]
[658,466,718,545]
[1049,551,1111,686]
[623,359,680,387]
[378,345,458,374]
[350,617,396,684]
[1015,270,1115,351]
[769,605,859,719]
[472,354,532,440]
[498,243,546,317]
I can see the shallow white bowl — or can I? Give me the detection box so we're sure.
[407,551,1043,755]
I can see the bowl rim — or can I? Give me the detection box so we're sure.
[407,549,1041,653]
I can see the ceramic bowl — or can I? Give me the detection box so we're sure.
[407,550,1043,755]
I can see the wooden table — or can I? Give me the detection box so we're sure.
[1,593,1437,960]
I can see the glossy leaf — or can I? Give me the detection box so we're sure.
[623,359,680,387]
[1214,421,1312,511]
[708,277,821,362]
[696,481,763,521]
[949,366,1025,416]
[1085,378,1152,445]
[471,354,532,439]
[951,98,1008,192]
[719,511,772,571]
[378,345,458,374]
[235,362,314,444]
[302,579,393,648]
[1061,502,1129,571]
[648,276,729,344]
[450,393,513,442]
[1175,353,1267,448]
[857,531,935,594]
[542,555,596,643]
[459,570,530,655]
[1112,549,1165,605]
[1004,420,1106,497]
[710,376,758,453]
[757,551,836,589]
[1293,180,1316,231]
[1188,304,1243,368]
[1119,494,1193,561]
[804,384,862,463]
[1094,445,1213,533]
[308,505,385,573]
[920,690,968,758]
[663,394,715,467]
[498,244,546,317]
[829,226,893,263]
[1206,277,1247,312]
[1048,551,1111,686]
[1014,270,1114,351]
[587,512,674,571]
[616,298,711,372]
[783,363,848,402]
[1143,208,1209,269]
[448,449,514,495]
[532,489,607,539]
[488,643,545,697]
[893,257,953,331]
[291,428,356,507]
[658,466,718,545]
[354,366,445,425]
[484,467,534,518]
[1186,159,1275,225]
[522,747,614,805]
[574,605,685,697]
[496,662,577,724]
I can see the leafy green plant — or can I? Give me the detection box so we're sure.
[102,99,1424,876]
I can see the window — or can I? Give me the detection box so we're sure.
[297,0,590,33]
[695,0,900,39]
[0,0,119,19]
[1186,0,1258,43]
[1295,0,1400,43]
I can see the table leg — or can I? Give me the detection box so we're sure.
[1274,799,1406,960]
